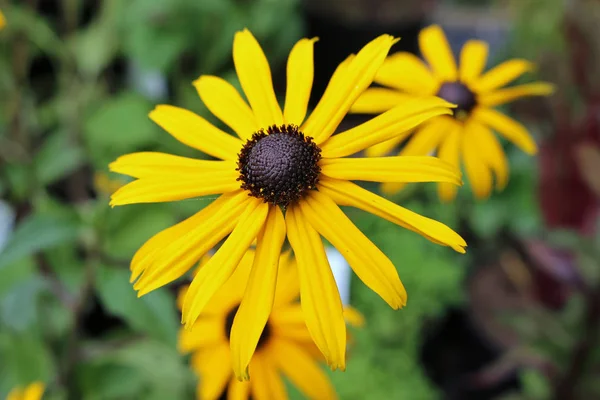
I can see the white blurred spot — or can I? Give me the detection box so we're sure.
[326,247,352,305]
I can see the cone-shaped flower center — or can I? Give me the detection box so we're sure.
[237,125,321,207]
[437,82,477,118]
[225,305,271,349]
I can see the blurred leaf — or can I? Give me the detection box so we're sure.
[83,92,158,166]
[0,214,79,270]
[4,5,65,58]
[34,130,85,185]
[96,265,179,344]
[0,332,54,391]
[0,276,46,331]
[78,362,147,400]
[520,368,551,399]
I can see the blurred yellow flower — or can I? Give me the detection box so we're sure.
[352,24,554,201]
[0,10,5,30]
[178,249,363,396]
[6,382,45,400]
[93,172,124,196]
[110,29,466,371]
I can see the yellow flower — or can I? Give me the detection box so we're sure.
[351,24,554,201]
[110,29,466,375]
[178,250,363,399]
[6,382,45,400]
[0,10,5,30]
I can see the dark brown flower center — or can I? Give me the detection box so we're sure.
[224,305,271,350]
[237,124,321,208]
[436,81,477,119]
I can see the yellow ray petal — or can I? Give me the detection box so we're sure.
[350,87,413,114]
[269,303,305,326]
[22,383,45,400]
[320,156,462,185]
[465,119,509,190]
[321,96,454,158]
[300,192,406,308]
[284,38,317,126]
[132,191,249,295]
[437,122,462,202]
[364,136,406,157]
[0,11,5,30]
[230,207,286,381]
[343,306,365,328]
[191,343,232,400]
[227,378,251,400]
[419,25,457,81]
[286,204,346,370]
[472,107,538,154]
[270,338,338,400]
[373,52,438,95]
[178,316,224,353]
[233,29,283,127]
[472,59,534,93]
[109,152,235,179]
[248,352,287,399]
[462,130,493,199]
[182,199,269,327]
[303,35,397,144]
[318,178,466,253]
[194,75,258,140]
[272,323,313,343]
[478,82,554,107]
[6,387,23,400]
[273,253,300,306]
[149,105,242,160]
[459,40,489,85]
[399,117,446,156]
[109,169,240,206]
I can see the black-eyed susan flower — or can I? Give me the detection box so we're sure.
[6,382,45,400]
[110,29,466,376]
[178,250,363,400]
[351,24,554,201]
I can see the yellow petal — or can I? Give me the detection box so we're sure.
[273,252,300,307]
[0,11,5,30]
[194,75,258,140]
[320,156,462,185]
[227,378,251,400]
[472,107,538,154]
[109,169,240,206]
[233,29,283,127]
[350,87,413,114]
[419,25,457,81]
[437,122,462,202]
[303,35,397,144]
[284,38,317,126]
[364,136,405,157]
[318,177,467,253]
[230,207,286,381]
[6,387,23,400]
[472,59,534,92]
[23,383,45,400]
[286,204,347,370]
[399,117,446,156]
[478,82,555,107]
[373,52,438,95]
[269,303,305,327]
[149,105,241,160]
[178,316,223,353]
[132,191,249,295]
[248,352,287,399]
[182,199,269,327]
[270,338,338,400]
[459,40,489,84]
[109,152,235,179]
[465,119,509,190]
[191,343,232,400]
[321,96,454,158]
[300,192,406,308]
[343,306,365,328]
[462,130,493,199]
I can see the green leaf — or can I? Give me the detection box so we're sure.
[0,214,79,270]
[34,130,85,185]
[520,368,551,399]
[78,362,147,400]
[0,276,46,331]
[83,92,158,156]
[95,265,179,345]
[0,332,54,392]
